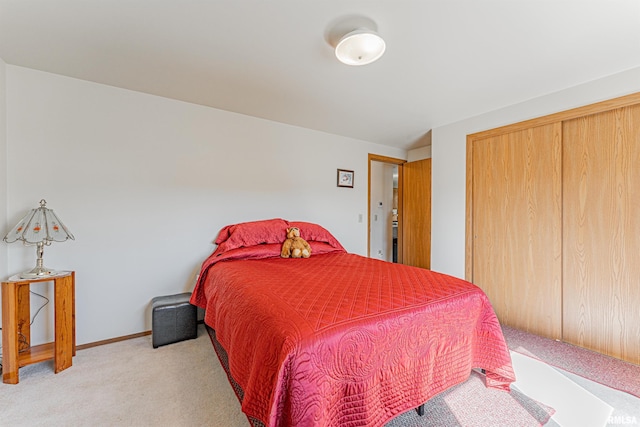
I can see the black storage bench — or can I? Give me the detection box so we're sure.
[151,292,197,348]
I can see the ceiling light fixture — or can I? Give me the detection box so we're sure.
[335,28,386,66]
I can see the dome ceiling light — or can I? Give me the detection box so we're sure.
[335,28,386,66]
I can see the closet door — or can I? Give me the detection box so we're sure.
[471,123,562,338]
[563,105,640,364]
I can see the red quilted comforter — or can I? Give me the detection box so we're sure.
[191,245,515,427]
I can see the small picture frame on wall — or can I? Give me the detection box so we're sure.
[337,169,354,188]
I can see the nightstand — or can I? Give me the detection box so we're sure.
[1,271,75,384]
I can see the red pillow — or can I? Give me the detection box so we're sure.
[213,243,283,260]
[287,221,345,250]
[308,241,346,255]
[214,218,288,250]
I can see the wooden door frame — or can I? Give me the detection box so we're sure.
[368,154,406,261]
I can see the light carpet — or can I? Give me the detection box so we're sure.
[502,325,640,398]
[0,326,247,427]
[510,351,612,427]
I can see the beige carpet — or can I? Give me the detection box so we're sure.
[0,325,247,427]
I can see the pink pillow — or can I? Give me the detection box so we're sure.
[214,218,288,250]
[287,221,345,250]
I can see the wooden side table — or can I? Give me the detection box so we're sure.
[1,271,75,384]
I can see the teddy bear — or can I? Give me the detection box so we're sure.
[281,227,312,258]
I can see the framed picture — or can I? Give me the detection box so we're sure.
[337,169,354,188]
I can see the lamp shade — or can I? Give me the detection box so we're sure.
[4,200,74,244]
[335,29,386,66]
[3,199,74,279]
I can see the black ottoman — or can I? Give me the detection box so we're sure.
[151,292,197,348]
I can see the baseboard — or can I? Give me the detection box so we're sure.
[75,320,204,351]
[76,330,152,351]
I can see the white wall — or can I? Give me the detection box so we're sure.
[0,58,7,282]
[431,66,640,278]
[407,145,431,161]
[4,65,406,345]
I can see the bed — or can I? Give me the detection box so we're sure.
[190,218,515,427]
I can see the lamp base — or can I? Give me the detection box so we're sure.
[19,266,59,279]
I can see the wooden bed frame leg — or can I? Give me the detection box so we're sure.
[416,404,425,416]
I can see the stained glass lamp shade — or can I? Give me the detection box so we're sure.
[3,199,75,279]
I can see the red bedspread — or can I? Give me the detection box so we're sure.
[191,246,515,427]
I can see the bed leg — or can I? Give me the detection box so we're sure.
[416,404,425,416]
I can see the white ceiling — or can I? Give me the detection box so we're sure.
[1,1,639,150]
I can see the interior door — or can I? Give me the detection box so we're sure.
[471,124,562,338]
[402,158,431,269]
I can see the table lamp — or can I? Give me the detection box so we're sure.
[3,199,75,279]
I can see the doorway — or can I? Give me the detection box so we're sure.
[369,153,432,269]
[368,154,405,263]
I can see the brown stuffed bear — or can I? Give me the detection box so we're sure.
[281,227,312,258]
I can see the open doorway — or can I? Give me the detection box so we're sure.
[368,154,405,262]
[369,153,431,268]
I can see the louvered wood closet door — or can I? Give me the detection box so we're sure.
[471,123,562,339]
[563,105,640,364]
